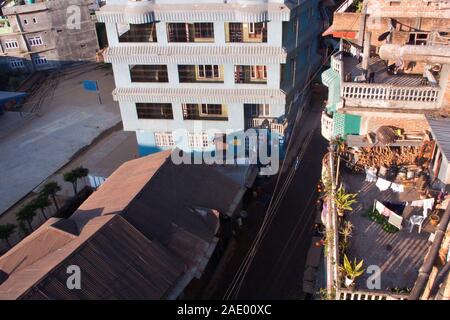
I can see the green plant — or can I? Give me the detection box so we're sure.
[341,254,364,282]
[367,210,399,234]
[64,166,89,196]
[31,194,51,220]
[356,0,364,13]
[339,221,353,244]
[0,224,16,248]
[40,181,61,210]
[335,184,357,217]
[17,221,29,238]
[16,204,37,232]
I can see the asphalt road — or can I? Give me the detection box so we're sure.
[234,109,328,299]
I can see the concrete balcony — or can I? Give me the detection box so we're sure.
[321,112,334,141]
[330,48,443,110]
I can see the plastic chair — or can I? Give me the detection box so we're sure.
[409,215,425,233]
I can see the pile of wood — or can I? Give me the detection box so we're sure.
[353,146,423,168]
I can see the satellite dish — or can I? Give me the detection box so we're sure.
[378,31,391,42]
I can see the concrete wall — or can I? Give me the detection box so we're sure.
[0,0,98,73]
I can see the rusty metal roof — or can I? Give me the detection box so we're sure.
[0,150,253,300]
[428,118,450,161]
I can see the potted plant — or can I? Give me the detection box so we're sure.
[335,185,358,217]
[341,254,365,288]
[430,214,440,227]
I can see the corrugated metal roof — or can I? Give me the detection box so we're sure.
[113,87,287,105]
[0,150,255,300]
[427,118,450,160]
[104,45,287,65]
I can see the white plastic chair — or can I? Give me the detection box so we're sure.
[409,215,425,233]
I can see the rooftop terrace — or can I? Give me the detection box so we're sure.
[343,171,431,291]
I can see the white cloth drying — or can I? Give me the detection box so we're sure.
[376,178,391,191]
[391,183,405,193]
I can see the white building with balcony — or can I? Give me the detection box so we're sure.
[96,0,327,155]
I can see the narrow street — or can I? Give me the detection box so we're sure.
[236,130,327,299]
[232,93,327,299]
[207,91,328,300]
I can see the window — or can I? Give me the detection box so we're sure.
[10,59,24,68]
[251,65,267,80]
[194,23,214,39]
[167,23,214,42]
[33,18,37,24]
[130,65,168,83]
[28,36,43,47]
[33,56,48,65]
[23,19,28,25]
[235,65,267,84]
[197,65,220,79]
[248,104,270,117]
[136,103,173,119]
[4,39,19,49]
[154,132,174,147]
[182,104,227,120]
[200,104,222,116]
[118,23,157,43]
[189,132,211,148]
[227,22,266,42]
[408,32,428,45]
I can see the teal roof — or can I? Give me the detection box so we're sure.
[333,113,361,138]
[321,68,339,87]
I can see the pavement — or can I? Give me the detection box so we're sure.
[0,63,121,216]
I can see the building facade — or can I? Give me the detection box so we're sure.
[0,0,99,73]
[97,0,328,155]
[321,0,450,187]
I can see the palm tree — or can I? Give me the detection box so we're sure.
[0,224,16,248]
[17,221,29,238]
[40,181,61,210]
[32,194,51,221]
[335,184,358,217]
[16,204,37,232]
[63,170,78,196]
[64,166,89,196]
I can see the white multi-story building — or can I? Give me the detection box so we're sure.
[97,0,327,155]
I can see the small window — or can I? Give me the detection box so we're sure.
[33,56,48,65]
[23,19,28,25]
[188,132,211,149]
[28,36,43,47]
[33,18,37,24]
[10,59,24,68]
[154,132,174,147]
[4,39,19,49]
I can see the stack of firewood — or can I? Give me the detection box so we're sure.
[353,146,422,168]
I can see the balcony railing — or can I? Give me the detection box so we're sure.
[341,83,440,104]
[246,118,287,136]
[337,289,408,301]
[330,49,442,109]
